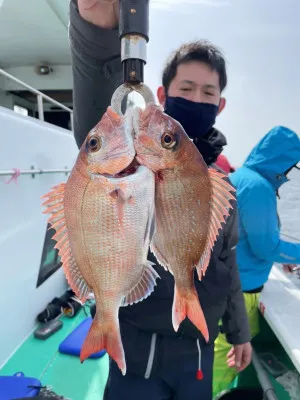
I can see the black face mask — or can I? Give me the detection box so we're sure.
[164,96,219,139]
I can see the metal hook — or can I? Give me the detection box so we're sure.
[111,83,155,115]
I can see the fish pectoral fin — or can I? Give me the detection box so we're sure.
[121,261,160,306]
[196,169,236,279]
[41,183,91,303]
[110,188,132,232]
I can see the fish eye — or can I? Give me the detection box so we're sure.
[88,136,102,152]
[161,131,177,149]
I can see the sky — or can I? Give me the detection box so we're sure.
[130,0,300,167]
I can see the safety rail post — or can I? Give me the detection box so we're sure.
[37,94,44,121]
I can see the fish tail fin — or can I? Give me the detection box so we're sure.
[172,285,209,343]
[80,318,126,375]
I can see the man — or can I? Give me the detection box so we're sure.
[69,1,252,398]
[213,125,300,394]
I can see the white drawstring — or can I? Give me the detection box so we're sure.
[196,339,203,380]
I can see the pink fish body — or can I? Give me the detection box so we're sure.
[42,107,158,375]
[134,103,235,342]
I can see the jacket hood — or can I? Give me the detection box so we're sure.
[194,128,227,165]
[244,125,300,190]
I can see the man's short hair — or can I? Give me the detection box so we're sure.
[162,40,227,93]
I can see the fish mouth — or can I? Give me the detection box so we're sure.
[92,158,141,180]
[112,158,140,178]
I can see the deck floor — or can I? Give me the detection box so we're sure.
[0,309,109,400]
[0,310,296,399]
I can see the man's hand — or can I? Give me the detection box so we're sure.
[227,342,252,372]
[283,263,297,273]
[78,0,119,29]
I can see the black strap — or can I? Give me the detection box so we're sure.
[243,285,264,294]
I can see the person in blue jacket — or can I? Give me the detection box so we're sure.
[213,125,300,394]
[232,125,300,292]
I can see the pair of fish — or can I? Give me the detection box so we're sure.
[42,102,235,375]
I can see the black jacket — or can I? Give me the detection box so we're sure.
[69,0,250,378]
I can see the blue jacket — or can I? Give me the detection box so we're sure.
[230,126,300,291]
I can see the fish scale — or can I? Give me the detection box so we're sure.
[80,184,146,287]
[42,106,158,376]
[134,103,236,343]
[154,171,212,279]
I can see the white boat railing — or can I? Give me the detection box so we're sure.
[0,68,74,131]
[0,168,71,178]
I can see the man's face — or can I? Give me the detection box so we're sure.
[157,61,226,115]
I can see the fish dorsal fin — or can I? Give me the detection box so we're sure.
[41,183,92,302]
[196,169,236,280]
[121,261,160,306]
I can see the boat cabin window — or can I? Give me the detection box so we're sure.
[36,223,62,288]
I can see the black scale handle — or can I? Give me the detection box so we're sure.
[119,0,150,85]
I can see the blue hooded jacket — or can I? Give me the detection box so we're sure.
[230,126,300,291]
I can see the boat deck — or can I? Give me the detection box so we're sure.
[233,314,298,399]
[0,305,298,400]
[0,309,109,400]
